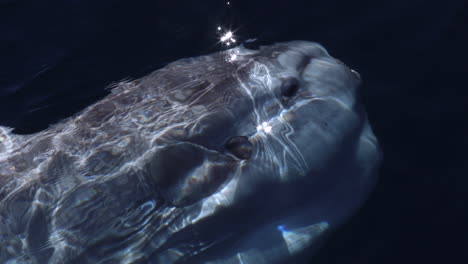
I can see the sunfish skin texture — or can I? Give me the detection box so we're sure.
[0,41,381,264]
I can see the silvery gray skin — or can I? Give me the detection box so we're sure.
[0,41,381,264]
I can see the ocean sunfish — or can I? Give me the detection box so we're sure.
[0,41,381,263]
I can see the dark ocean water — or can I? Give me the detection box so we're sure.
[1,0,467,263]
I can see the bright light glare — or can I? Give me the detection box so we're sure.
[220,31,233,42]
[229,54,237,61]
[218,29,237,46]
[257,121,273,134]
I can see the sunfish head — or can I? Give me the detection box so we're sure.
[0,41,381,263]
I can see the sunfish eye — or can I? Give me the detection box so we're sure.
[281,78,299,97]
[225,136,253,160]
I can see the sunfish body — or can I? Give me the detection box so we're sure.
[0,41,381,263]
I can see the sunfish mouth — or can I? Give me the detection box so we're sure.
[0,41,380,264]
